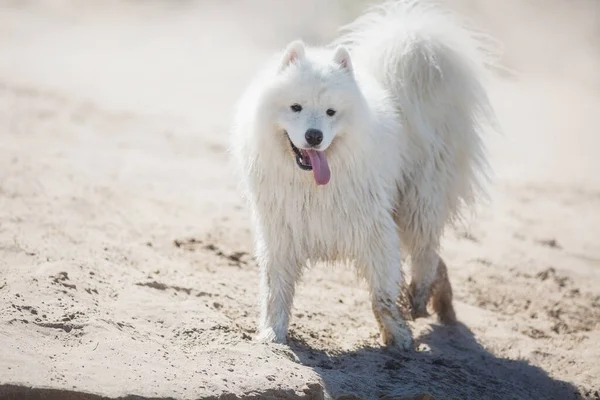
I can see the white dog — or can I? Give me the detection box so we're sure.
[230,0,497,350]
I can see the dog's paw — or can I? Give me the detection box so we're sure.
[380,319,413,351]
[411,294,431,320]
[255,327,287,344]
[409,281,431,320]
[431,286,457,325]
[409,259,457,324]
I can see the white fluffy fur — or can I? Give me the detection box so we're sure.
[230,0,497,349]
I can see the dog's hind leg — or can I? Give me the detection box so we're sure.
[358,221,413,350]
[408,248,456,324]
[430,257,456,324]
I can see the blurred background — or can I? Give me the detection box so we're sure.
[1,0,599,187]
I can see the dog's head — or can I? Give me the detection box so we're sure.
[258,40,366,185]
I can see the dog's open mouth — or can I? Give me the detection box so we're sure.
[286,134,331,185]
[289,138,312,171]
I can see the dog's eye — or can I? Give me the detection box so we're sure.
[290,104,302,112]
[326,108,336,116]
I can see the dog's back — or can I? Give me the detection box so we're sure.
[337,0,498,235]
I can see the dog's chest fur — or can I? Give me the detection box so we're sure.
[251,161,398,262]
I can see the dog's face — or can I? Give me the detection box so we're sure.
[259,40,363,185]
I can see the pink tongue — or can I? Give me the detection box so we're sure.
[306,149,330,185]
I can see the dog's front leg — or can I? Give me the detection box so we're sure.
[359,225,413,350]
[255,239,300,344]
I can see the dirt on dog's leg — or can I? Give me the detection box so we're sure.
[409,250,456,324]
[409,248,439,319]
[360,228,413,350]
[430,257,456,324]
[370,294,412,349]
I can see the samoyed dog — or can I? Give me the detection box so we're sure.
[230,0,497,350]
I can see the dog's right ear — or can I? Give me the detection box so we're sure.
[279,40,305,72]
[333,46,353,74]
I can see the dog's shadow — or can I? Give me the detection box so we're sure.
[289,321,579,400]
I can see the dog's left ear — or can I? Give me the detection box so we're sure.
[333,46,353,74]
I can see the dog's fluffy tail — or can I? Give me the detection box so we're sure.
[335,0,500,222]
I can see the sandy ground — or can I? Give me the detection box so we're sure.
[1,1,599,399]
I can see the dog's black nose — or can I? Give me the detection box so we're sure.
[305,129,323,146]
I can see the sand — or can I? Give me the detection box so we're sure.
[0,1,599,399]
